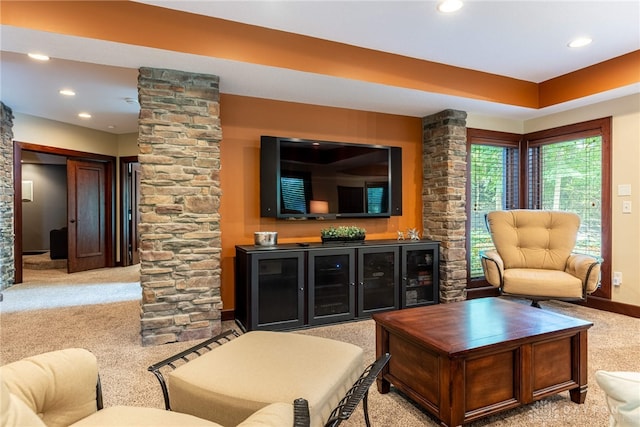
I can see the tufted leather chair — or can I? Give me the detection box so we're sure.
[480,210,601,307]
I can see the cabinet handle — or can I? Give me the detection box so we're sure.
[299,288,304,291]
[350,282,355,286]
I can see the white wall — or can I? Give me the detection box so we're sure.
[469,93,640,307]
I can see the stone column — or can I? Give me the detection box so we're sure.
[422,109,467,303]
[137,68,222,345]
[0,103,15,291]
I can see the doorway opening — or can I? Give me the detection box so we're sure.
[13,141,116,284]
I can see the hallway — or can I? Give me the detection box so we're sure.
[1,264,140,313]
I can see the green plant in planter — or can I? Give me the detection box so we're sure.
[320,225,366,241]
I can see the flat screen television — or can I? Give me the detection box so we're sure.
[260,136,402,219]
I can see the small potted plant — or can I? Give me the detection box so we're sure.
[320,226,366,243]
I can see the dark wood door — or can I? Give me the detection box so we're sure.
[67,159,107,273]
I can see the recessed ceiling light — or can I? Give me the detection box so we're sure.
[27,53,50,61]
[78,113,92,119]
[107,125,116,129]
[437,0,463,13]
[59,89,76,96]
[568,37,592,48]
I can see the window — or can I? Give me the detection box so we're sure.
[527,137,602,258]
[467,118,611,298]
[467,130,520,279]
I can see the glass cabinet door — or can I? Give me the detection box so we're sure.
[309,249,356,326]
[358,247,399,315]
[252,252,305,330]
[401,244,439,307]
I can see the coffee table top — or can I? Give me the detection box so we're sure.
[373,297,593,356]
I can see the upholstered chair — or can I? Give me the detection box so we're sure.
[480,210,601,307]
[0,348,296,427]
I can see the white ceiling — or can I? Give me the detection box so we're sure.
[1,0,639,134]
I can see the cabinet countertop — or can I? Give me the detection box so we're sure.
[236,239,440,253]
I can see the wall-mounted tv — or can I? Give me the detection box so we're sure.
[260,136,402,219]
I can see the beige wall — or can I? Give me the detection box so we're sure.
[469,93,640,307]
[117,133,138,157]
[13,113,119,155]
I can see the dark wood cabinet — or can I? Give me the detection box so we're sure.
[234,250,305,331]
[400,242,439,308]
[308,248,356,326]
[235,239,439,331]
[358,246,399,316]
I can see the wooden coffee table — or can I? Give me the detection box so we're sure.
[373,297,593,426]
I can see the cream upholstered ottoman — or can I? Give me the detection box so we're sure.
[167,331,364,427]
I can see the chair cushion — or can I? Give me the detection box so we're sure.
[0,348,99,427]
[0,378,47,427]
[168,331,364,427]
[595,371,640,427]
[487,210,579,270]
[70,403,293,427]
[236,402,294,427]
[503,268,583,298]
[69,406,223,427]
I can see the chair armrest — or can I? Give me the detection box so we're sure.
[0,348,100,427]
[480,250,504,288]
[566,253,602,294]
[293,398,311,427]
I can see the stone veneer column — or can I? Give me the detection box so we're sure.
[422,109,467,303]
[137,68,222,345]
[0,103,15,291]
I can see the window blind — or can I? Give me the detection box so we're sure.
[528,137,602,258]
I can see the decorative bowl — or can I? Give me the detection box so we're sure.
[254,231,278,246]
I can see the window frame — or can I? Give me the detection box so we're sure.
[523,117,611,299]
[466,117,612,299]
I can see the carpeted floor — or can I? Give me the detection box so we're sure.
[1,267,639,426]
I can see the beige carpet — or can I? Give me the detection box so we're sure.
[22,251,67,270]
[1,267,639,426]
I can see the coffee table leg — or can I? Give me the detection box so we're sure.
[377,376,391,394]
[569,384,587,403]
[570,330,589,404]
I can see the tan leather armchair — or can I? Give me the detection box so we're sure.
[0,348,296,427]
[480,210,601,307]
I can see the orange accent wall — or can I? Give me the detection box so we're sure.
[219,94,423,312]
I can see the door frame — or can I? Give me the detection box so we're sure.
[119,156,139,267]
[13,141,116,283]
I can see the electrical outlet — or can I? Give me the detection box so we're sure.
[613,272,622,286]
